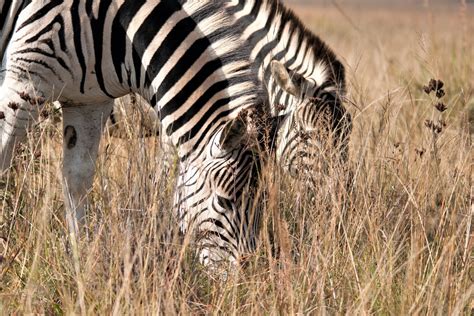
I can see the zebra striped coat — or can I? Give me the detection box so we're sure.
[0,0,265,266]
[109,0,352,183]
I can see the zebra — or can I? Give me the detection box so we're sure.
[106,0,352,184]
[269,60,351,187]
[229,0,352,186]
[0,0,266,266]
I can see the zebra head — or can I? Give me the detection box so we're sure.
[175,110,262,267]
[270,60,351,185]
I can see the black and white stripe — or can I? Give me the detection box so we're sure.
[0,0,264,265]
[109,0,352,184]
[227,0,351,180]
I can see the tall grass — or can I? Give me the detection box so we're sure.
[1,4,472,314]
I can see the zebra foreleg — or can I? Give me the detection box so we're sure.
[61,101,113,237]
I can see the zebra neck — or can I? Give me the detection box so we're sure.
[228,0,345,107]
[115,1,260,160]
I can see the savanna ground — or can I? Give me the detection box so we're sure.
[1,2,473,314]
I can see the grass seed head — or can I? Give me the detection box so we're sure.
[434,102,448,112]
[423,79,445,96]
[415,147,425,157]
[19,91,31,102]
[8,102,19,111]
[31,96,46,106]
[424,119,445,133]
[435,89,445,98]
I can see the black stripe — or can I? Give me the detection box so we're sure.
[133,2,182,88]
[284,29,304,68]
[13,47,71,74]
[165,79,228,136]
[227,0,246,15]
[234,0,260,30]
[88,0,114,97]
[17,0,62,31]
[246,0,276,47]
[0,1,13,25]
[179,109,231,162]
[111,0,146,85]
[13,57,57,76]
[159,57,223,124]
[144,14,196,89]
[71,0,86,93]
[25,14,66,51]
[8,64,48,81]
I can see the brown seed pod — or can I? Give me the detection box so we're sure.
[423,79,445,96]
[8,102,19,111]
[435,80,444,90]
[415,147,425,157]
[19,91,31,102]
[434,102,447,112]
[31,96,46,106]
[428,79,437,89]
[424,119,443,133]
[424,119,434,129]
[436,89,445,98]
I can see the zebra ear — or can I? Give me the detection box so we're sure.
[270,60,300,96]
[219,117,247,151]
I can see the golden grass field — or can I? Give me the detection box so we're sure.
[1,3,473,314]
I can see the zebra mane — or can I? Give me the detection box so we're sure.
[266,0,346,94]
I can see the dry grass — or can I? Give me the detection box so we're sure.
[1,4,473,314]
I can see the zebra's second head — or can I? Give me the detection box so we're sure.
[270,60,351,185]
[175,111,262,267]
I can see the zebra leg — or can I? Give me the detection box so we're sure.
[61,101,113,236]
[0,87,42,172]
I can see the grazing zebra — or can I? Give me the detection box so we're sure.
[269,60,350,186]
[0,0,266,266]
[227,0,351,186]
[108,0,352,183]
